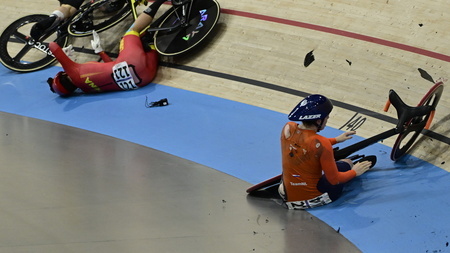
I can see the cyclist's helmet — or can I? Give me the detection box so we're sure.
[47,72,76,96]
[288,94,333,121]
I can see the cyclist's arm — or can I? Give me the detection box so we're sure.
[98,51,113,63]
[49,42,76,68]
[318,137,356,185]
[328,138,337,145]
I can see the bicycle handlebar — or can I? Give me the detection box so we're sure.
[334,85,440,160]
[387,89,433,132]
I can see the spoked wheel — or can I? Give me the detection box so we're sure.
[68,0,132,37]
[154,0,220,56]
[390,82,444,160]
[0,14,68,72]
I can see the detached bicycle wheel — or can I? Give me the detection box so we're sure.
[68,0,132,37]
[154,0,220,56]
[390,82,444,161]
[0,14,68,72]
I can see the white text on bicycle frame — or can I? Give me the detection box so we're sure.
[32,41,54,56]
[183,9,208,41]
[112,62,138,90]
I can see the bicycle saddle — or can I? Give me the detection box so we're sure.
[387,89,432,131]
[171,0,191,6]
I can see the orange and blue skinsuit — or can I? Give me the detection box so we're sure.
[280,122,356,205]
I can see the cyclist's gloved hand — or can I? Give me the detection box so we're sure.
[62,44,76,61]
[90,31,103,54]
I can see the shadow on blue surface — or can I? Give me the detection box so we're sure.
[1,64,449,252]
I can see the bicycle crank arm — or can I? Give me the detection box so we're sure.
[148,24,182,32]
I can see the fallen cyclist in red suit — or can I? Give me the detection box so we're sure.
[47,0,166,96]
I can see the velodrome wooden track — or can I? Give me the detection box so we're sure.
[0,0,449,252]
[2,0,448,170]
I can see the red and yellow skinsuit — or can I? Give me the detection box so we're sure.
[49,30,158,93]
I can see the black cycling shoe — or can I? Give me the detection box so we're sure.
[30,15,59,41]
[354,155,377,168]
[102,0,126,13]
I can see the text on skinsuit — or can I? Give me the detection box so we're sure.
[290,182,307,186]
[112,62,138,90]
[85,77,101,91]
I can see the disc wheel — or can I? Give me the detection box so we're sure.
[154,0,220,56]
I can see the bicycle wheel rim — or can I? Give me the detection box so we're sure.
[68,0,132,37]
[0,15,68,72]
[390,83,444,161]
[154,0,220,56]
[390,127,423,161]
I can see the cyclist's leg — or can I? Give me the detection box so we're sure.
[129,0,167,33]
[316,161,352,201]
[31,0,83,40]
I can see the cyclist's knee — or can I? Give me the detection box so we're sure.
[339,158,353,166]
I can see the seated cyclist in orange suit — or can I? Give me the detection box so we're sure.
[47,0,167,96]
[279,94,375,210]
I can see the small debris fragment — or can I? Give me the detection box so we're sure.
[418,68,435,83]
[346,59,352,66]
[145,97,169,108]
[336,227,340,233]
[442,161,446,165]
[222,200,226,203]
[419,23,423,27]
[304,50,315,67]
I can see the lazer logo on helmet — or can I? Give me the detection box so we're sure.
[298,114,321,120]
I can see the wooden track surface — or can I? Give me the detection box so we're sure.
[1,0,449,171]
